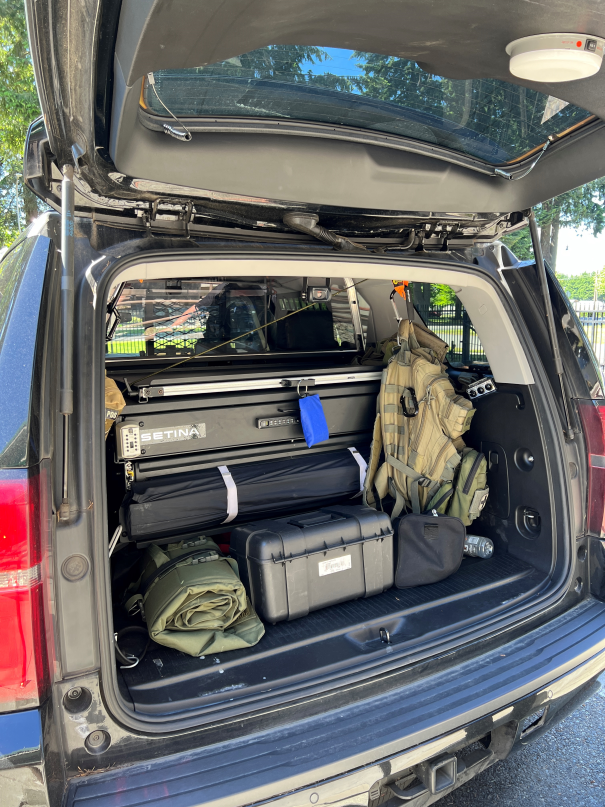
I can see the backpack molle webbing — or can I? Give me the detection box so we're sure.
[363,319,479,518]
[360,317,449,366]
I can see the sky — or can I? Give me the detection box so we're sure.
[302,48,363,77]
[555,227,605,276]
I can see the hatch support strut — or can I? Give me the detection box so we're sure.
[58,165,75,521]
[528,209,575,440]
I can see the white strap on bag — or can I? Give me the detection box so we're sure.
[348,447,368,492]
[218,465,238,523]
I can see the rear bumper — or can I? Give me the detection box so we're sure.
[62,597,605,807]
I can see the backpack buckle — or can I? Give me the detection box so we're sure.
[401,388,419,417]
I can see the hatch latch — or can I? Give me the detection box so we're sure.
[143,198,193,238]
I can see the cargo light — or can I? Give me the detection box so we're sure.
[507,34,605,82]
[0,469,50,709]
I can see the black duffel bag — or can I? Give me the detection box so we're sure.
[394,512,465,588]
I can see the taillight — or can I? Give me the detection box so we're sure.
[0,467,50,709]
[577,399,605,536]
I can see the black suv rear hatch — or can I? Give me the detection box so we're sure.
[24,0,605,242]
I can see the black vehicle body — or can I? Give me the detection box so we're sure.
[3,1,605,806]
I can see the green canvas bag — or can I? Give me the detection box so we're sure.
[124,538,265,657]
[426,449,489,526]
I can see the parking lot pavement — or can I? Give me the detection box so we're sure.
[441,673,605,807]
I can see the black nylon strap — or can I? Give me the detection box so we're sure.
[140,548,221,598]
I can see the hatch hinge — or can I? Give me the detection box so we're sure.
[143,198,193,238]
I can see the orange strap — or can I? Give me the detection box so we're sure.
[392,280,409,298]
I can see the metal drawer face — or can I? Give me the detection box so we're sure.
[116,389,377,460]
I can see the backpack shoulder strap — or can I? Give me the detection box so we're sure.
[363,412,383,507]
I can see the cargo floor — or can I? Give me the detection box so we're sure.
[117,553,544,716]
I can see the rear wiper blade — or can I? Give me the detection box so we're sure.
[494,138,551,181]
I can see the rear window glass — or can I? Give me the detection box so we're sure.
[143,46,592,164]
[106,278,370,358]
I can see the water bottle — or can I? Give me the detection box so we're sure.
[464,534,494,559]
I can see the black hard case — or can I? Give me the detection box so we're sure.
[231,505,394,623]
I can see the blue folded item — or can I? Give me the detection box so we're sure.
[299,394,330,447]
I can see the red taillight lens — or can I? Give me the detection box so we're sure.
[577,400,605,536]
[0,468,49,709]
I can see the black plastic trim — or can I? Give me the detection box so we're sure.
[137,109,499,176]
[66,598,605,806]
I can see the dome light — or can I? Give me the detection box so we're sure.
[506,33,605,82]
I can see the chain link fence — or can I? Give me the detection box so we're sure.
[416,303,488,365]
[571,301,605,375]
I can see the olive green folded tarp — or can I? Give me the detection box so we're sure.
[125,539,264,657]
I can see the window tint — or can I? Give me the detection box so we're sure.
[0,238,45,467]
[144,46,592,164]
[106,278,365,358]
[0,240,35,354]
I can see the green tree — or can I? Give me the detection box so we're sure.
[150,46,353,116]
[0,0,41,248]
[556,268,605,301]
[430,284,457,307]
[500,179,605,269]
[350,53,589,162]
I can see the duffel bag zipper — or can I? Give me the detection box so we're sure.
[428,487,455,512]
[462,452,486,496]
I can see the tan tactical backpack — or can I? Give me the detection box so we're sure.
[361,318,449,366]
[363,319,482,517]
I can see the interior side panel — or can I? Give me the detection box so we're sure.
[467,385,553,574]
